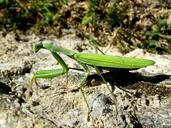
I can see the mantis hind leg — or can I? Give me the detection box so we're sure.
[94,66,119,119]
[94,66,112,93]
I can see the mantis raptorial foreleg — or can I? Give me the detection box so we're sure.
[29,69,65,91]
[29,51,69,92]
[51,52,69,73]
[51,52,69,84]
[29,50,92,110]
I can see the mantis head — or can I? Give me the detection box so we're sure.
[34,43,43,52]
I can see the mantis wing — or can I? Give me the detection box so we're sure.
[75,53,155,69]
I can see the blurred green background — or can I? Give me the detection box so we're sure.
[0,0,171,53]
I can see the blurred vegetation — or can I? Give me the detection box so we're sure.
[143,17,171,54]
[0,0,59,31]
[0,0,171,53]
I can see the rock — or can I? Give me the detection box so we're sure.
[89,87,171,128]
[0,32,171,127]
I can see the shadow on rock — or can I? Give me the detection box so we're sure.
[0,81,12,94]
[87,70,171,97]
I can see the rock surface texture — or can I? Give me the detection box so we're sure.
[0,32,171,128]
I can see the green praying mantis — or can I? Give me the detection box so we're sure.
[29,41,155,110]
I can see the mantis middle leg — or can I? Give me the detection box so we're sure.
[78,63,90,111]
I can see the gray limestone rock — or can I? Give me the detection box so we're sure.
[0,32,171,128]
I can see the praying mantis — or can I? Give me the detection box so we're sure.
[29,40,155,110]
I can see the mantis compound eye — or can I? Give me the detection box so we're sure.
[34,43,43,52]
